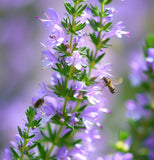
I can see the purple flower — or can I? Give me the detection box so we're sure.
[55,146,70,160]
[9,134,24,153]
[125,94,151,120]
[50,72,63,86]
[105,21,130,39]
[41,50,58,69]
[73,81,87,98]
[112,152,133,160]
[37,8,64,48]
[44,24,65,48]
[32,82,49,103]
[93,63,112,80]
[104,8,116,22]
[144,132,154,159]
[73,81,86,91]
[68,144,87,160]
[78,7,97,24]
[2,147,12,160]
[36,8,60,27]
[73,32,88,48]
[85,85,102,104]
[146,48,154,70]
[37,96,61,124]
[129,52,147,86]
[69,113,79,126]
[65,51,87,70]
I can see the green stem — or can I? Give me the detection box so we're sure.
[45,125,63,160]
[63,99,68,116]
[20,128,30,160]
[45,2,79,159]
[73,100,80,112]
[88,2,104,78]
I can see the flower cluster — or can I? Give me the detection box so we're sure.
[2,0,130,159]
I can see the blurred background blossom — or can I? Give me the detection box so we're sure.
[0,0,154,158]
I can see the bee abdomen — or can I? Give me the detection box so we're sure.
[34,98,44,108]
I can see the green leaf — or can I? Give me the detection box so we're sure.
[75,22,86,31]
[28,134,35,139]
[37,143,46,159]
[40,130,50,141]
[95,53,105,63]
[76,4,87,16]
[102,22,112,31]
[64,2,74,15]
[26,106,36,124]
[119,131,129,141]
[99,0,105,3]
[104,0,112,5]
[77,104,87,112]
[18,126,22,137]
[89,33,99,45]
[89,4,100,16]
[61,130,73,140]
[47,122,54,142]
[88,19,100,31]
[10,147,20,158]
[27,143,37,151]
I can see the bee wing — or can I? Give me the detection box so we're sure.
[112,77,123,85]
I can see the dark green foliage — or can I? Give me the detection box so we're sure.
[76,4,87,17]
[37,143,47,159]
[95,52,105,63]
[64,2,74,15]
[26,106,36,124]
[10,147,20,159]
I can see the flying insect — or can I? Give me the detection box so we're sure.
[103,77,123,94]
[34,98,44,108]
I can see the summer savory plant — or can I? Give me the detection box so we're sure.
[2,0,130,159]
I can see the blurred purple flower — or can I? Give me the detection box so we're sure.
[65,51,87,70]
[125,94,151,121]
[2,147,12,160]
[144,132,154,159]
[56,146,70,160]
[50,72,63,86]
[68,144,87,160]
[41,50,58,69]
[104,152,133,160]
[112,152,133,160]
[129,52,147,86]
[146,48,154,70]
[105,21,130,39]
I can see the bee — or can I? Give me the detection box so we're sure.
[103,77,123,94]
[34,98,44,108]
[49,35,56,40]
